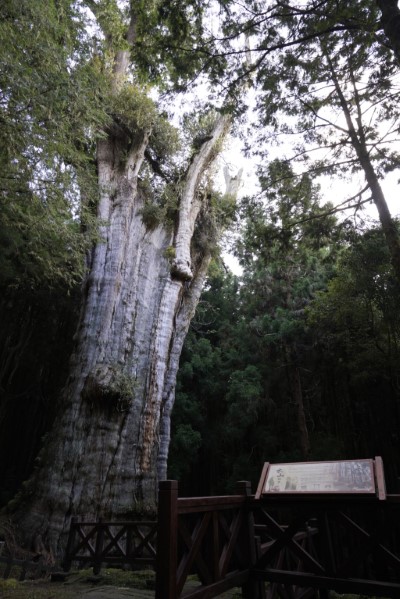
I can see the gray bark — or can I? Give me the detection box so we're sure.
[172,116,230,281]
[4,2,244,555]
[10,97,231,559]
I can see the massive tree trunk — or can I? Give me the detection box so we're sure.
[10,115,229,556]
[8,22,232,554]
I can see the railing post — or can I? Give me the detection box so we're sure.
[62,516,78,572]
[236,481,265,599]
[156,480,178,599]
[93,517,105,575]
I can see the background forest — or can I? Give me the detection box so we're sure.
[170,184,400,495]
[1,0,400,544]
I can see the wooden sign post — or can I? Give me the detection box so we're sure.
[255,456,386,500]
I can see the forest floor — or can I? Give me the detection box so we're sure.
[0,568,244,599]
[0,568,379,599]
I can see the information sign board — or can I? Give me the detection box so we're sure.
[255,457,386,500]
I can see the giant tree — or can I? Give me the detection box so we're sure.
[2,0,243,555]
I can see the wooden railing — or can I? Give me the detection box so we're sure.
[62,518,157,574]
[156,480,264,599]
[249,493,400,599]
[155,482,400,599]
[61,484,400,599]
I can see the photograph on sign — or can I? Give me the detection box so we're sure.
[264,460,375,494]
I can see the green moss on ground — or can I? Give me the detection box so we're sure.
[78,567,156,589]
[0,568,156,598]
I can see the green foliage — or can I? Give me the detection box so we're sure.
[112,85,159,132]
[171,214,400,494]
[112,85,181,158]
[169,423,202,479]
[107,367,136,408]
[248,0,400,262]
[190,181,238,266]
[150,115,181,160]
[169,270,281,492]
[304,225,400,482]
[139,179,180,230]
[2,0,400,507]
[236,160,341,349]
[224,366,263,441]
[163,245,176,260]
[94,0,129,53]
[182,109,220,151]
[0,191,91,290]
[171,159,400,494]
[0,0,110,290]
[133,0,212,89]
[0,0,185,291]
[139,202,165,230]
[210,189,238,230]
[307,225,400,382]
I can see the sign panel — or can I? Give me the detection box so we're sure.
[262,459,375,495]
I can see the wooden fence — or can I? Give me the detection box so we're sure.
[62,518,157,574]
[155,481,400,599]
[156,480,261,599]
[250,493,400,599]
[47,481,400,598]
